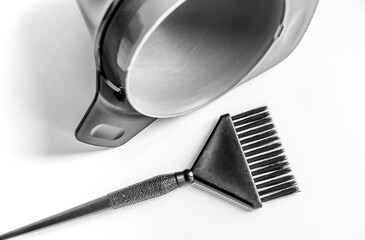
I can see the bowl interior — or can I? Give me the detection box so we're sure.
[126,0,285,117]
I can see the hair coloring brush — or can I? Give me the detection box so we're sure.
[0,106,299,239]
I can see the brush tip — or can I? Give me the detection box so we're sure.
[232,106,299,204]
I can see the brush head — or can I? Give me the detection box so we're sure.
[191,106,299,210]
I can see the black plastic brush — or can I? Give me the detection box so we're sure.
[0,106,299,239]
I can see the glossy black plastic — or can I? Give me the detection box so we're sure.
[75,72,155,147]
[191,114,262,209]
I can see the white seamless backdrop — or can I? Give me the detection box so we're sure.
[0,1,364,240]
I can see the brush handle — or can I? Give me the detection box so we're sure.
[0,171,194,240]
[107,174,179,209]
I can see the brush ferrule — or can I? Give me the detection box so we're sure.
[175,170,194,187]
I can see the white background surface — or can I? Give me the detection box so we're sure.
[0,0,364,239]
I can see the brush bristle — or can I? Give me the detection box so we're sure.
[231,106,299,203]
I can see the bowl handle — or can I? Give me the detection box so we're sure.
[75,71,156,147]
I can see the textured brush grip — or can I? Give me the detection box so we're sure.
[107,174,178,209]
